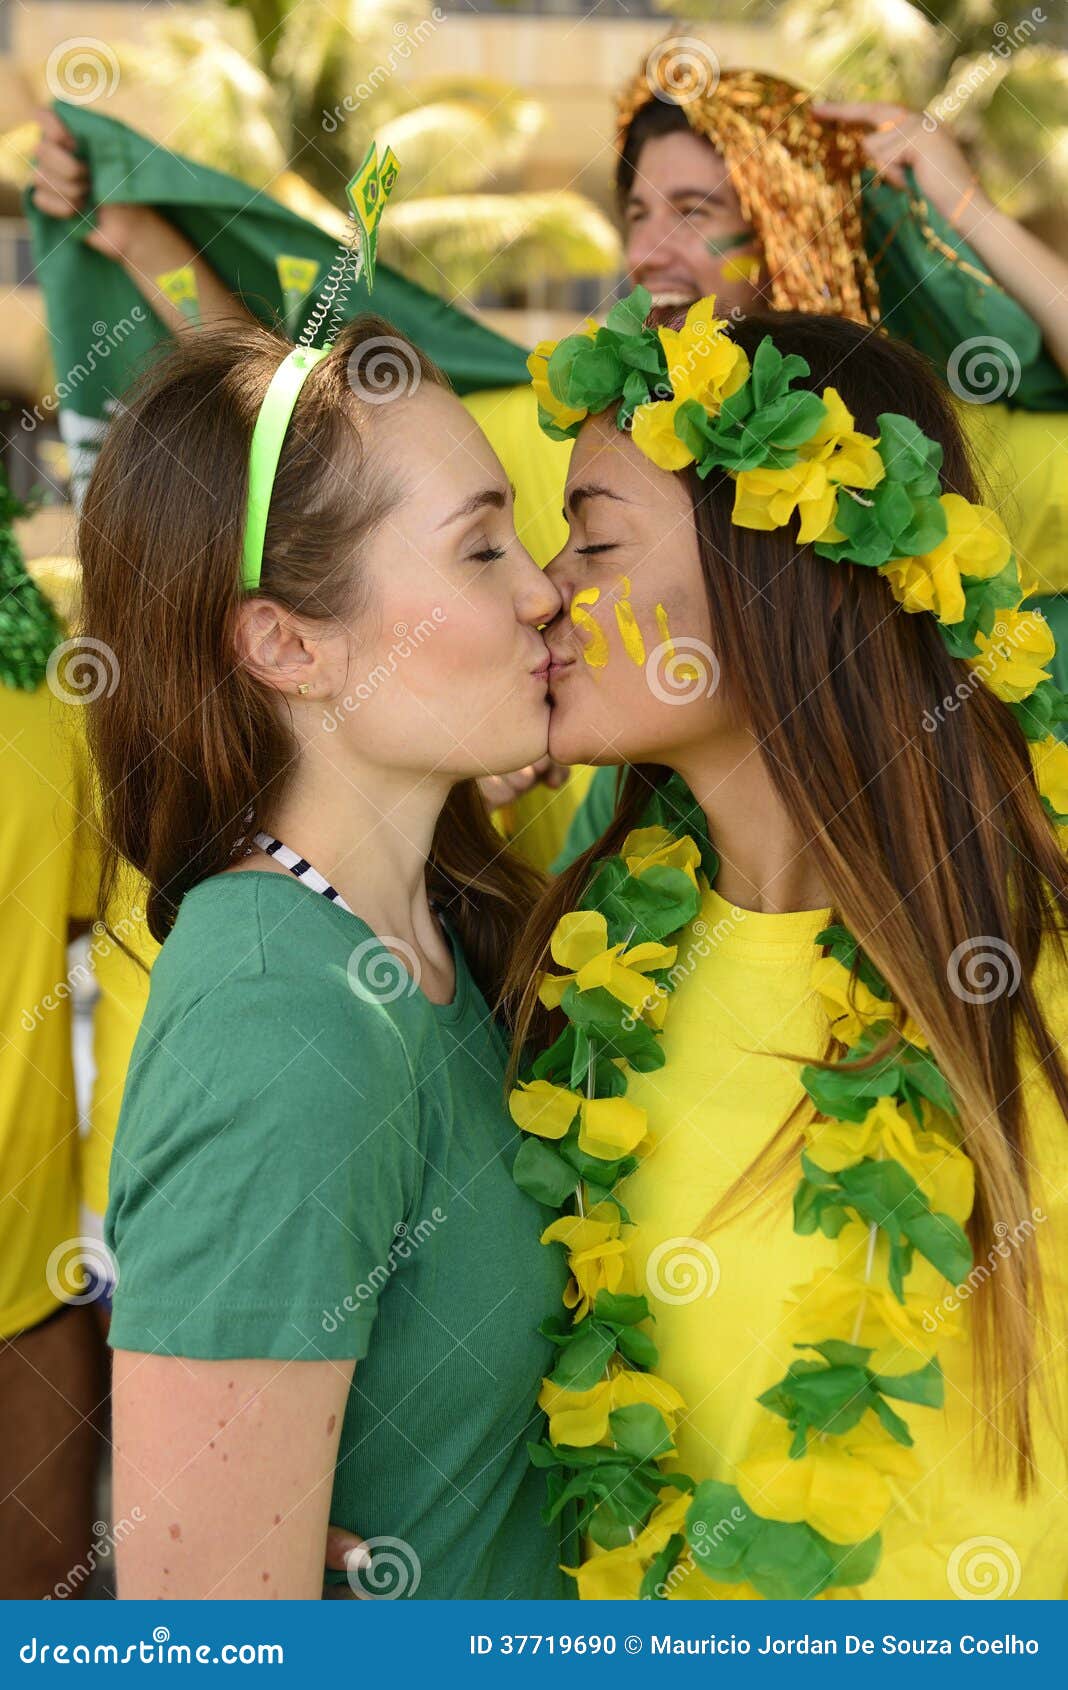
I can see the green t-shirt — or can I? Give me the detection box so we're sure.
[106,871,571,1600]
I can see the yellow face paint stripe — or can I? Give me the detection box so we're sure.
[571,587,609,668]
[614,577,646,668]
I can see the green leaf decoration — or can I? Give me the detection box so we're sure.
[512,1137,580,1207]
[605,285,653,337]
[640,1533,687,1601]
[678,339,829,477]
[608,1403,675,1462]
[1010,680,1068,743]
[815,924,892,1001]
[640,773,720,881]
[872,1357,944,1409]
[686,1481,884,1599]
[594,1290,653,1326]
[794,1154,973,1294]
[801,1025,956,1124]
[0,473,64,691]
[547,1320,620,1390]
[583,856,700,943]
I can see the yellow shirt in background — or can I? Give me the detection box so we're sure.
[623,886,1068,1599]
[0,687,98,1336]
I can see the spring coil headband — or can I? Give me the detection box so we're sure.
[239,142,399,593]
[527,286,1068,837]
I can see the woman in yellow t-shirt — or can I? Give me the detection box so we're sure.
[504,298,1068,1600]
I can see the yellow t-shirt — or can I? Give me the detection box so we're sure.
[959,403,1068,595]
[0,686,98,1336]
[623,885,1068,1600]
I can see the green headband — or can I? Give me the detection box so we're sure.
[240,344,331,592]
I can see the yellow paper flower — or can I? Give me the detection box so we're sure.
[577,1095,649,1161]
[1031,734,1068,820]
[630,296,750,472]
[621,826,701,890]
[737,1416,917,1546]
[526,320,598,433]
[508,1078,580,1140]
[972,609,1055,703]
[732,459,840,546]
[568,1488,692,1600]
[539,1369,685,1447]
[811,953,927,1050]
[784,1265,953,1370]
[538,908,677,1019]
[797,388,886,493]
[881,495,1013,626]
[804,1096,974,1226]
[541,1203,632,1319]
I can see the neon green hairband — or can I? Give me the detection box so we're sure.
[240,344,332,592]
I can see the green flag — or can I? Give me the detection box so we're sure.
[26,100,531,502]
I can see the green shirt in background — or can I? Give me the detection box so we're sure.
[106,871,570,1600]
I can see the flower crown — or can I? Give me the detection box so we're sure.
[527,286,1068,839]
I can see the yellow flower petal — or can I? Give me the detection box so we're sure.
[508,1079,581,1140]
[1032,734,1068,819]
[973,609,1055,703]
[552,909,610,971]
[578,1096,649,1160]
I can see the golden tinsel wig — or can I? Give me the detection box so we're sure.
[616,57,881,326]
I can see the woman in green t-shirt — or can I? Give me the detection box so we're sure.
[79,315,571,1599]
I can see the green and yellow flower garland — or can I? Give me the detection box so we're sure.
[507,290,1068,1599]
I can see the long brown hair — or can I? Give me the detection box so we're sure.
[505,312,1068,1485]
[79,314,543,1005]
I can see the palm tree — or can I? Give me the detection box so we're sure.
[1,0,619,305]
[653,0,1067,233]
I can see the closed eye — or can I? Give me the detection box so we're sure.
[576,543,618,555]
[469,545,506,563]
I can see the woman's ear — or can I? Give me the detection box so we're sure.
[232,599,316,696]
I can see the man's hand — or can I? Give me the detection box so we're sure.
[479,757,569,812]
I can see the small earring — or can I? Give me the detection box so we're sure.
[297,682,310,696]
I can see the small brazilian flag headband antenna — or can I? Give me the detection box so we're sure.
[239,142,401,593]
